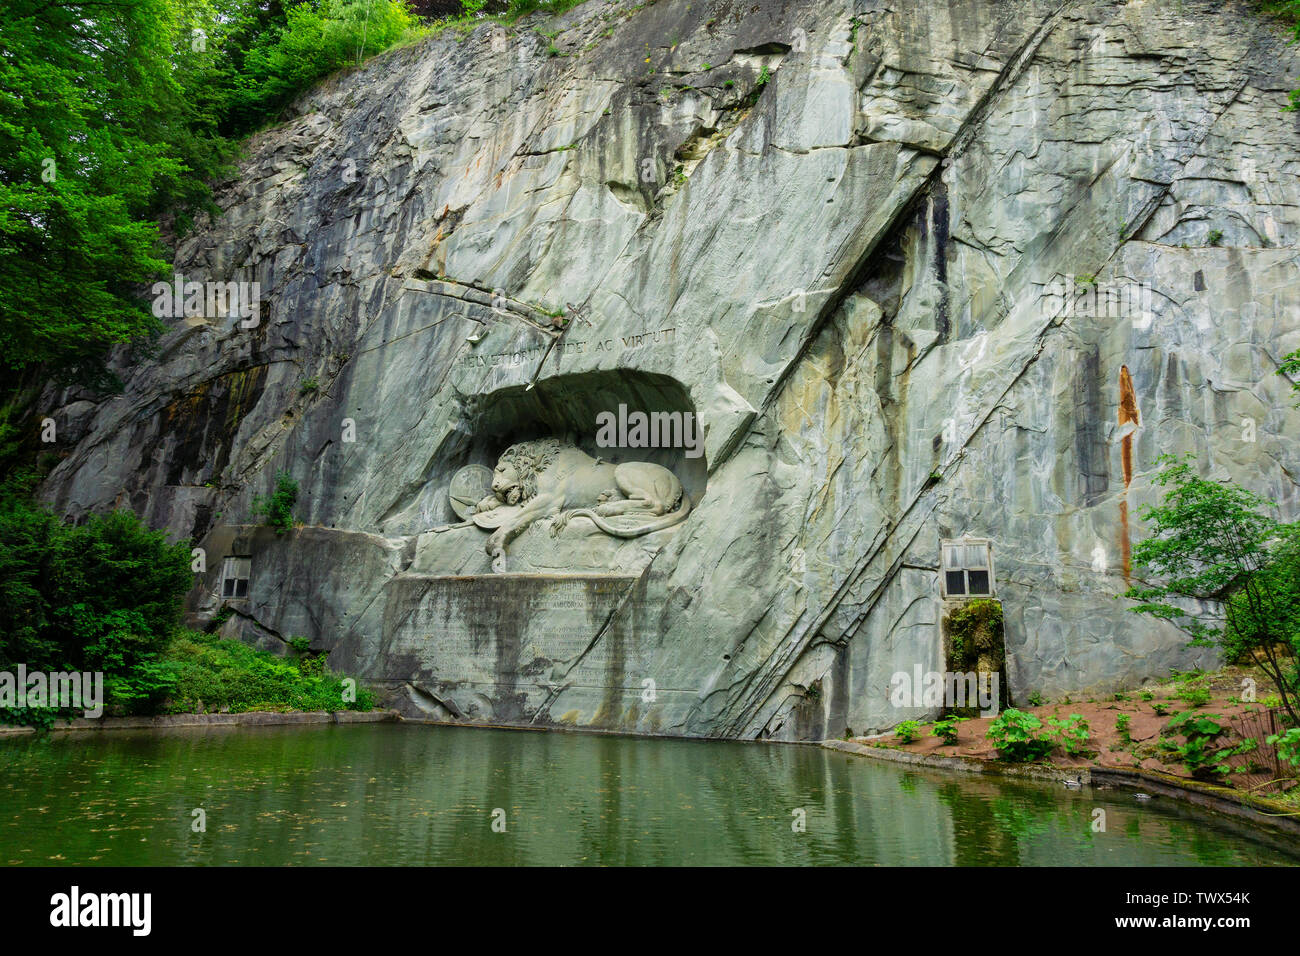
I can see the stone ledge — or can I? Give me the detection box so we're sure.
[1090,766,1300,839]
[824,739,1300,841]
[0,709,400,736]
[821,738,1089,784]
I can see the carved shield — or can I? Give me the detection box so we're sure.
[448,464,493,520]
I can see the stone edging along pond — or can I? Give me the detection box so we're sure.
[821,738,1300,840]
[0,710,401,736]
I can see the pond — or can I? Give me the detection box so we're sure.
[0,724,1293,866]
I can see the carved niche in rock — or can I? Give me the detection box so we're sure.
[465,438,691,572]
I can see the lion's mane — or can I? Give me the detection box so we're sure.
[496,438,562,501]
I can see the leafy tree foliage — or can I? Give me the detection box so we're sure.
[1281,348,1300,405]
[1125,455,1300,723]
[219,0,422,135]
[0,477,193,713]
[0,0,420,392]
[1,0,197,383]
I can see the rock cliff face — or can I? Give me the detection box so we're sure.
[41,0,1300,738]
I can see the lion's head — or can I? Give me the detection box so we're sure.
[490,438,561,505]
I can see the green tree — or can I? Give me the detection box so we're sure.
[0,0,236,387]
[219,0,422,135]
[0,0,421,404]
[0,478,193,714]
[1125,455,1299,723]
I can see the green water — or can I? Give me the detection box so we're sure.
[0,724,1293,866]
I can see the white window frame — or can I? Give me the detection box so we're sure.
[940,538,995,599]
[220,556,251,599]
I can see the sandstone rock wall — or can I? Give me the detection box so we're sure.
[41,0,1300,738]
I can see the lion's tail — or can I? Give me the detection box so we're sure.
[565,492,691,538]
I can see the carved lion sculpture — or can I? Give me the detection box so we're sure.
[470,438,691,572]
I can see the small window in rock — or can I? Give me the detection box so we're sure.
[941,539,993,598]
[221,556,251,599]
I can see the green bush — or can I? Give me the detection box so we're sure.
[1267,728,1300,770]
[251,470,299,533]
[1126,456,1300,723]
[933,716,969,746]
[163,631,374,714]
[1115,712,1132,743]
[0,481,192,717]
[1045,713,1092,756]
[1160,712,1238,778]
[894,720,922,744]
[1281,348,1300,406]
[221,0,423,135]
[986,708,1055,761]
[1173,672,1213,708]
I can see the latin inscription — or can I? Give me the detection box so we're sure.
[396,577,644,684]
[457,327,676,369]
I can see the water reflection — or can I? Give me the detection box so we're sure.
[0,725,1292,866]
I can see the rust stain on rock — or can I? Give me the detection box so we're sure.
[1118,365,1141,581]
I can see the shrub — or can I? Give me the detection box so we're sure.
[894,720,922,744]
[986,709,1055,761]
[0,482,192,719]
[1045,714,1092,756]
[1268,728,1300,769]
[221,0,423,135]
[251,471,299,534]
[163,631,374,714]
[1177,684,1212,708]
[1160,712,1238,778]
[1281,348,1300,407]
[933,716,969,746]
[1115,713,1132,743]
[945,598,1004,672]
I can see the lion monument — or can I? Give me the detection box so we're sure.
[469,438,691,572]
